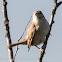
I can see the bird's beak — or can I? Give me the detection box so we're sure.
[35,13,38,16]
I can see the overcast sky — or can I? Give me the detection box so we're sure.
[0,0,62,62]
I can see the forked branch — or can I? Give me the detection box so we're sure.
[38,0,62,62]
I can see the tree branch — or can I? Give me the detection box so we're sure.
[38,0,62,62]
[13,16,32,59]
[2,0,14,62]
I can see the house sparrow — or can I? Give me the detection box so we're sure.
[9,11,50,50]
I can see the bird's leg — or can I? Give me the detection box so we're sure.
[35,45,44,53]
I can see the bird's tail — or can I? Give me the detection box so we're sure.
[8,39,27,49]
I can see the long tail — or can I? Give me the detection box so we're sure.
[8,39,27,49]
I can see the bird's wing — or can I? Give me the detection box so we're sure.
[26,21,36,49]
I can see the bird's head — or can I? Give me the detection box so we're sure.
[33,11,44,19]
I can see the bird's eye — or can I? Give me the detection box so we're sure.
[39,11,41,14]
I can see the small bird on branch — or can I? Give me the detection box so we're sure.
[8,11,50,51]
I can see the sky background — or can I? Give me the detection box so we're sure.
[0,0,62,62]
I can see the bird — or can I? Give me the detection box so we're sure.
[8,11,50,51]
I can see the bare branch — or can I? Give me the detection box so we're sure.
[57,1,62,7]
[18,16,32,41]
[38,0,62,62]
[2,0,14,62]
[14,16,32,59]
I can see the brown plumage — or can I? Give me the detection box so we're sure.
[9,11,50,50]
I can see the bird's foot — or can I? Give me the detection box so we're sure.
[39,48,44,53]
[35,45,44,53]
[7,45,12,49]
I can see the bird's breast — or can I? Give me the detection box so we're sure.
[32,19,49,45]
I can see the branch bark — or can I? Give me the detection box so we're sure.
[38,0,62,62]
[2,0,14,62]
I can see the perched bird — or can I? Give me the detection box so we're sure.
[9,11,50,50]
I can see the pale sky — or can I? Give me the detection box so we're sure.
[0,0,62,62]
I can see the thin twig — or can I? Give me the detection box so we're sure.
[14,16,32,59]
[38,0,62,62]
[18,16,32,41]
[2,0,14,62]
